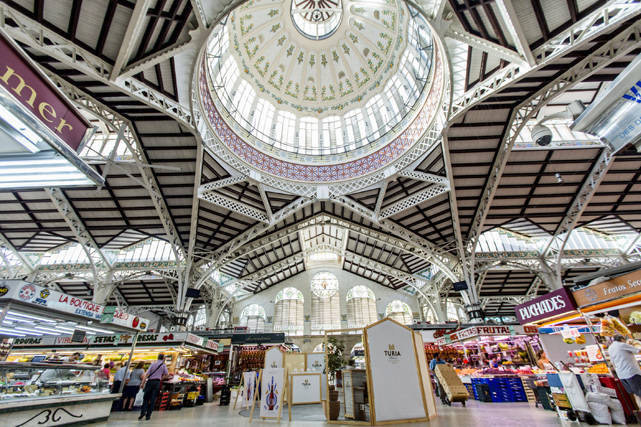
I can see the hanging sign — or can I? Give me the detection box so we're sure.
[572,269,641,308]
[0,34,91,151]
[515,288,577,324]
[0,281,104,320]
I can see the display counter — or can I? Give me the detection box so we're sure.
[0,361,119,426]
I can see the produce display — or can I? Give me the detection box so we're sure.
[600,316,632,338]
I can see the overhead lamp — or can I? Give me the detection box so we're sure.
[75,325,113,334]
[8,310,56,323]
[15,326,55,335]
[0,329,26,337]
[531,101,586,146]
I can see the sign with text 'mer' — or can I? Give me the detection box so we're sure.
[0,34,90,151]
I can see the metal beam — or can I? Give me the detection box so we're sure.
[198,190,269,223]
[397,170,449,186]
[46,188,112,280]
[0,233,35,275]
[331,195,460,282]
[445,27,527,66]
[48,75,186,262]
[110,0,153,80]
[465,20,641,265]
[0,5,196,129]
[199,176,247,192]
[541,147,614,287]
[379,185,449,219]
[495,0,536,66]
[449,1,641,119]
[120,36,197,79]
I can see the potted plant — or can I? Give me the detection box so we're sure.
[326,337,345,420]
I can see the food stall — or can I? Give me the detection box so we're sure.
[433,325,542,403]
[0,280,147,425]
[8,331,220,410]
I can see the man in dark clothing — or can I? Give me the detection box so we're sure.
[139,354,170,421]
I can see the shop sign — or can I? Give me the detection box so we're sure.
[185,333,204,347]
[515,288,576,324]
[0,281,104,320]
[447,326,513,343]
[572,269,641,308]
[0,34,90,151]
[107,307,149,332]
[205,339,219,352]
[54,335,90,345]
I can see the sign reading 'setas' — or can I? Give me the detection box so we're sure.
[0,34,90,150]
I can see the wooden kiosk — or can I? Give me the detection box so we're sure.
[324,319,437,425]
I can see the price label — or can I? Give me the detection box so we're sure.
[586,344,604,362]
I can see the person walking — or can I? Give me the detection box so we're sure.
[608,335,641,397]
[139,354,170,421]
[123,362,145,411]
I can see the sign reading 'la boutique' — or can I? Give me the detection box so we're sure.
[515,287,577,325]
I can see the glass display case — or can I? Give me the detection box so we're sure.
[0,362,110,402]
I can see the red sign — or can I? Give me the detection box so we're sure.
[515,287,576,324]
[0,34,90,150]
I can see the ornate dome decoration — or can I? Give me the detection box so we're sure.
[196,0,448,190]
[291,0,343,40]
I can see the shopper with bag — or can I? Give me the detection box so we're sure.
[139,354,170,421]
[123,362,145,411]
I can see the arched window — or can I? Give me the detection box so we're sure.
[385,300,413,325]
[346,286,377,328]
[447,302,459,322]
[273,287,304,336]
[423,305,437,323]
[240,304,266,333]
[311,272,340,334]
[190,306,207,329]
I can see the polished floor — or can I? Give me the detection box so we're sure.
[101,399,600,426]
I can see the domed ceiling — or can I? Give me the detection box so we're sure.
[197,0,447,186]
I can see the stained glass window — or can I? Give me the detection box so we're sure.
[311,272,339,297]
[311,273,340,334]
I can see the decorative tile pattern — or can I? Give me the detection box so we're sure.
[198,48,444,183]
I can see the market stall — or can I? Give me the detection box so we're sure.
[7,331,219,411]
[0,280,148,425]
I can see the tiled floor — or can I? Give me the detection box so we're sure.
[102,400,580,426]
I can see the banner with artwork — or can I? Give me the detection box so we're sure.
[259,368,285,418]
[364,318,428,423]
[242,371,257,408]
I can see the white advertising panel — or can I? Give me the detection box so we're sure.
[264,347,283,369]
[290,373,321,404]
[306,352,325,372]
[242,371,257,408]
[259,368,284,418]
[366,319,426,422]
[0,281,104,320]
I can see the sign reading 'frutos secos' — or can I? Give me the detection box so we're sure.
[515,287,577,325]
